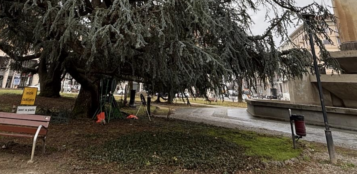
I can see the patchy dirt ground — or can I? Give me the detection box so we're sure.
[0,118,159,174]
[0,93,357,173]
[0,94,74,113]
[1,118,357,174]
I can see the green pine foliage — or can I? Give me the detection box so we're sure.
[0,0,339,99]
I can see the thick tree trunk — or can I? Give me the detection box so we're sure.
[72,85,99,118]
[167,90,174,104]
[39,77,62,97]
[129,89,136,106]
[65,59,99,118]
[128,81,135,106]
[38,55,64,98]
[155,93,161,103]
[237,77,243,103]
[123,85,128,106]
[185,96,191,105]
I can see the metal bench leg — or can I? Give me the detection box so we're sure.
[28,125,43,164]
[42,137,46,154]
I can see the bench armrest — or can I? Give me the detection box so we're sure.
[35,125,44,137]
[35,125,49,136]
[41,126,48,130]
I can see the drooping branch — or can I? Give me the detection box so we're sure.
[0,43,41,61]
[0,54,41,62]
[248,11,291,41]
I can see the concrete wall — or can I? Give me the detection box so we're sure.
[247,99,357,131]
[330,50,357,73]
[310,74,357,108]
[333,0,357,43]
[288,73,357,108]
[288,75,320,105]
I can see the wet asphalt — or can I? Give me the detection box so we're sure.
[166,106,357,150]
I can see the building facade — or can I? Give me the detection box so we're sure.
[278,20,340,101]
[0,50,39,89]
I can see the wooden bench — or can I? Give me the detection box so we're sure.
[0,112,51,163]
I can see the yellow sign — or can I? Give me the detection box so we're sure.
[21,87,38,105]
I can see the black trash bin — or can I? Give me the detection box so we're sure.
[290,115,306,136]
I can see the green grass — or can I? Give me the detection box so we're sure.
[181,97,247,108]
[94,132,250,172]
[90,131,259,173]
[59,92,78,98]
[152,107,170,115]
[86,120,302,172]
[207,129,301,161]
[0,89,23,95]
[339,162,356,169]
[0,89,78,98]
[121,105,166,116]
[148,120,301,162]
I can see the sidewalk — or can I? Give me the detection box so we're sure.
[161,106,357,150]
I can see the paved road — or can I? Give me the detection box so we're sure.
[167,107,357,149]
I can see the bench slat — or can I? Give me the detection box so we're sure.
[0,125,47,135]
[0,132,45,138]
[0,112,51,122]
[0,118,49,128]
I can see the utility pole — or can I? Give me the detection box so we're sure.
[303,14,336,163]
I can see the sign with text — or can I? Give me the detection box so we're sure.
[21,87,38,105]
[16,106,37,114]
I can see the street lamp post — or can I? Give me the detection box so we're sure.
[303,14,336,163]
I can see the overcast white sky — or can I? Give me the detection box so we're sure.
[250,0,333,45]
